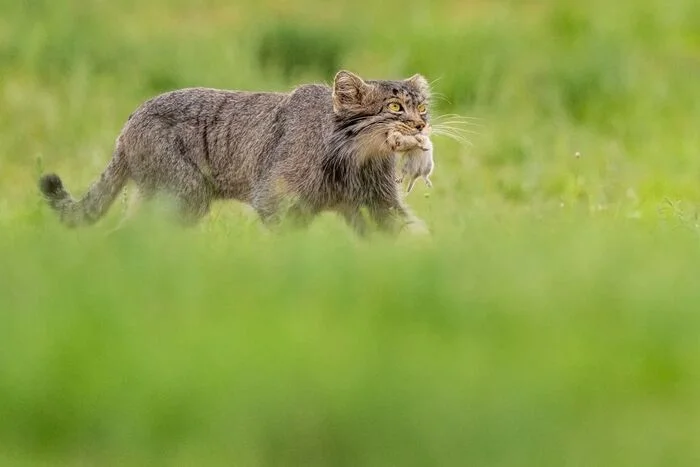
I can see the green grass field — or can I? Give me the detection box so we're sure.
[2,0,700,465]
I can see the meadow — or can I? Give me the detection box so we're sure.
[1,0,700,465]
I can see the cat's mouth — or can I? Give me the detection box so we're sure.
[394,123,431,137]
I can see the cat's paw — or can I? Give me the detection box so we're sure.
[402,218,431,236]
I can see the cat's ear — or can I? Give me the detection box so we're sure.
[333,70,372,112]
[406,74,430,95]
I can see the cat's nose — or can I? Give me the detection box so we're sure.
[414,122,425,132]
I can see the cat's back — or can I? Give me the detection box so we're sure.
[284,83,333,110]
[278,84,335,138]
[128,87,287,124]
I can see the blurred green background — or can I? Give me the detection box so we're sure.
[1,0,700,465]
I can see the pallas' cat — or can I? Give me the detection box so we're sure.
[39,70,433,235]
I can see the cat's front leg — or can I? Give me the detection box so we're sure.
[397,206,430,236]
[369,201,430,237]
[340,207,370,238]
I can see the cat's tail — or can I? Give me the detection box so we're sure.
[39,146,129,227]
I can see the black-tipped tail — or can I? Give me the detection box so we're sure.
[39,173,68,200]
[38,149,128,227]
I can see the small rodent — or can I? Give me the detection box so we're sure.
[397,136,433,193]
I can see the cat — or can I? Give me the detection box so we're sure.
[397,136,434,193]
[38,70,433,236]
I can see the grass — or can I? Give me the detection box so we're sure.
[1,0,700,465]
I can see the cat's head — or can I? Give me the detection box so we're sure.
[331,70,431,154]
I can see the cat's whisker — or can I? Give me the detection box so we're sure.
[431,124,481,137]
[431,117,485,127]
[433,121,481,128]
[432,127,473,138]
[437,133,476,145]
[432,117,485,127]
[428,76,444,86]
[432,119,482,126]
[432,122,484,133]
[432,126,481,137]
[434,137,474,148]
[430,129,474,147]
[433,113,484,121]
[432,121,484,130]
[429,93,451,105]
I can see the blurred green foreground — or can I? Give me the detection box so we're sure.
[1,0,700,465]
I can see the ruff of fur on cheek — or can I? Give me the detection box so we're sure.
[324,121,398,205]
[352,128,393,163]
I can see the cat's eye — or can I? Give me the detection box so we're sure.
[388,103,403,112]
[417,103,427,114]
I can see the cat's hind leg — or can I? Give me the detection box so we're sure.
[131,162,213,227]
[251,188,283,229]
[253,196,314,231]
[106,186,148,233]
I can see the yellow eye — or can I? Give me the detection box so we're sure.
[417,103,427,114]
[388,102,402,112]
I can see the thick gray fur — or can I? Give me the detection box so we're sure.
[38,70,433,236]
